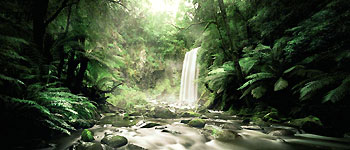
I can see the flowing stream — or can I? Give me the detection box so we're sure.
[46,102,350,150]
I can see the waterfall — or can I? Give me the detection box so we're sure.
[179,47,199,105]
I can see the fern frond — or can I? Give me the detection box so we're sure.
[274,77,288,91]
[299,74,342,101]
[322,77,350,103]
[0,73,25,86]
[284,65,323,78]
[251,86,267,99]
[238,72,275,90]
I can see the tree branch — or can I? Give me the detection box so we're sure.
[171,21,207,33]
[44,0,79,26]
[101,82,122,94]
[106,0,130,11]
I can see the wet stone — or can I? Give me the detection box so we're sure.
[216,129,241,142]
[241,125,262,130]
[101,135,128,148]
[188,119,206,128]
[141,122,161,128]
[268,129,295,136]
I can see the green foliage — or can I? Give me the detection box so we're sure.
[195,0,350,117]
[2,82,97,135]
[274,77,288,91]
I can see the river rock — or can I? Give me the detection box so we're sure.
[76,142,103,150]
[101,135,128,148]
[141,122,161,128]
[181,111,201,117]
[222,123,242,130]
[289,115,323,134]
[216,129,240,142]
[81,129,94,142]
[268,129,295,136]
[153,107,177,119]
[188,119,206,128]
[241,125,262,130]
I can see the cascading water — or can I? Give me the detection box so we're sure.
[179,47,199,105]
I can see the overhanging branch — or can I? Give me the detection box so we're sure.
[44,0,79,26]
[106,0,129,11]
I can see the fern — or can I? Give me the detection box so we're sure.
[322,76,350,103]
[238,72,275,90]
[299,74,343,101]
[284,65,323,78]
[251,86,267,99]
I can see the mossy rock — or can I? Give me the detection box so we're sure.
[181,111,201,117]
[289,115,323,134]
[188,119,206,128]
[251,116,269,126]
[215,129,240,142]
[81,129,94,142]
[101,135,128,148]
[153,107,177,119]
[76,142,103,150]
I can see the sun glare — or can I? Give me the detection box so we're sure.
[149,0,180,16]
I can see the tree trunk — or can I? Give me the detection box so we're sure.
[217,0,244,84]
[32,0,49,80]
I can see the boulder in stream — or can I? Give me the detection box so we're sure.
[101,135,128,148]
[81,129,94,142]
[188,119,206,128]
[268,129,295,136]
[216,129,241,142]
[289,115,323,134]
[152,107,177,119]
[141,122,161,128]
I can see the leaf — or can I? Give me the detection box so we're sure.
[283,65,304,74]
[251,86,267,99]
[274,77,288,91]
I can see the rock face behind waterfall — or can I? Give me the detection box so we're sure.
[179,47,200,105]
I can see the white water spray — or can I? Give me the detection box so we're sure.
[179,47,199,105]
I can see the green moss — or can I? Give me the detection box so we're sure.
[188,119,206,128]
[181,111,201,117]
[81,129,94,142]
[289,115,323,127]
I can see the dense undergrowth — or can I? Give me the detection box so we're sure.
[0,1,190,147]
[193,0,350,136]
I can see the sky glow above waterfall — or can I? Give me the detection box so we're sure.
[149,0,180,16]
